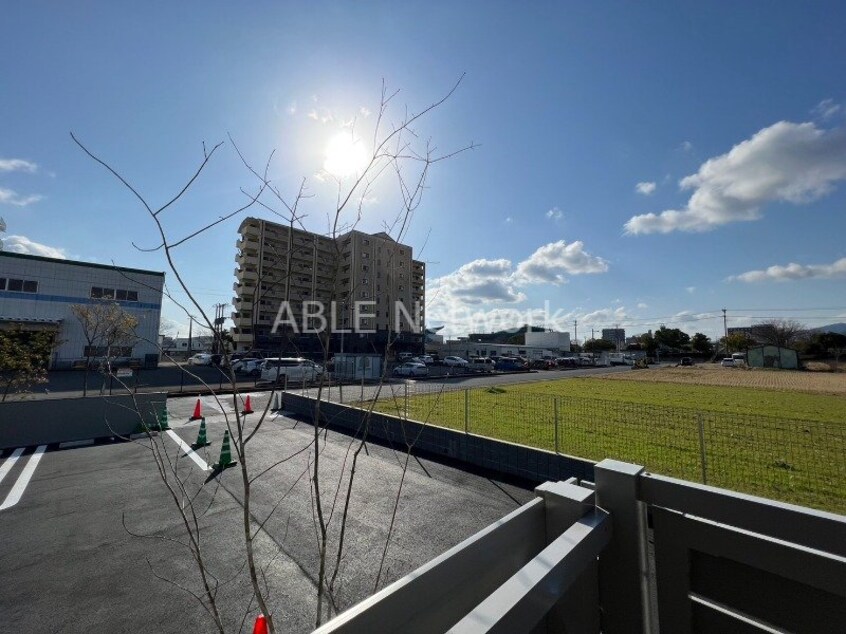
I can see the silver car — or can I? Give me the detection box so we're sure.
[393,362,429,377]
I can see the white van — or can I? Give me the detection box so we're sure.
[468,357,495,373]
[261,357,324,384]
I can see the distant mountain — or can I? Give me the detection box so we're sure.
[810,323,846,335]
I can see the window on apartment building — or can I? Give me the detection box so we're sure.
[362,252,369,259]
[0,278,5,290]
[399,261,405,267]
[362,265,368,271]
[362,279,369,285]
[400,273,405,280]
[399,249,405,255]
[360,291,369,298]
[363,239,370,245]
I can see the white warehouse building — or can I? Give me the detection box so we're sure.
[0,251,164,368]
[524,330,571,352]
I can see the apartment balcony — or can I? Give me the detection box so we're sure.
[236,236,259,253]
[230,332,253,344]
[236,251,259,267]
[231,310,253,322]
[234,267,259,283]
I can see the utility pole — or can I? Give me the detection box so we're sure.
[213,303,227,354]
[722,308,728,353]
[573,319,578,347]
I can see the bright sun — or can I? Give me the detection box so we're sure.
[323,132,368,179]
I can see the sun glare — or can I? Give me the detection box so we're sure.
[323,132,368,179]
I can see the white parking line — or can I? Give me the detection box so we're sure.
[0,445,47,511]
[0,448,25,487]
[164,430,210,471]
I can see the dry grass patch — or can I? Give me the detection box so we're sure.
[599,364,846,396]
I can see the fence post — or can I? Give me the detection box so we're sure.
[464,388,469,434]
[360,376,365,402]
[404,382,409,418]
[594,459,652,634]
[697,412,708,485]
[554,396,560,454]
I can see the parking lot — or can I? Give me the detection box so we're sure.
[0,393,533,632]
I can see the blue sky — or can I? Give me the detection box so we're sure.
[2,2,845,341]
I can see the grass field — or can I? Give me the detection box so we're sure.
[369,371,846,513]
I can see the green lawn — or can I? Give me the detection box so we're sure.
[369,378,846,514]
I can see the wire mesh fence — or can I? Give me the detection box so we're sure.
[356,381,846,514]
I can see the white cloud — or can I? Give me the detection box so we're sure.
[307,110,319,120]
[360,107,371,118]
[515,240,608,284]
[635,181,656,195]
[504,216,513,224]
[625,121,846,234]
[429,258,525,306]
[812,98,842,120]
[680,141,693,152]
[428,239,609,332]
[287,101,297,115]
[729,257,846,282]
[545,207,563,220]
[637,302,648,309]
[3,234,66,258]
[580,306,628,323]
[672,310,697,323]
[686,286,696,294]
[0,158,38,173]
[0,187,43,207]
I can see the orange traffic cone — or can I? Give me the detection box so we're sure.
[252,614,269,634]
[190,398,202,421]
[242,394,254,415]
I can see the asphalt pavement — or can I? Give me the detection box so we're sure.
[0,392,533,633]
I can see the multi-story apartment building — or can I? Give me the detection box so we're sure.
[231,217,424,354]
[601,328,625,349]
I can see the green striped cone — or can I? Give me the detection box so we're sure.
[158,408,170,431]
[191,418,211,450]
[213,429,236,469]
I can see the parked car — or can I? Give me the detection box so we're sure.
[443,356,468,368]
[720,358,737,368]
[680,357,694,366]
[495,357,526,371]
[556,357,578,368]
[397,352,414,362]
[187,353,213,366]
[468,357,495,373]
[232,358,263,376]
[393,362,429,377]
[419,355,434,365]
[261,357,324,384]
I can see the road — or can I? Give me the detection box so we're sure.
[302,364,633,404]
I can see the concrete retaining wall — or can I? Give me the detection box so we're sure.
[0,393,165,449]
[283,393,595,484]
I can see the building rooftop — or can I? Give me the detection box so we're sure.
[0,250,165,277]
